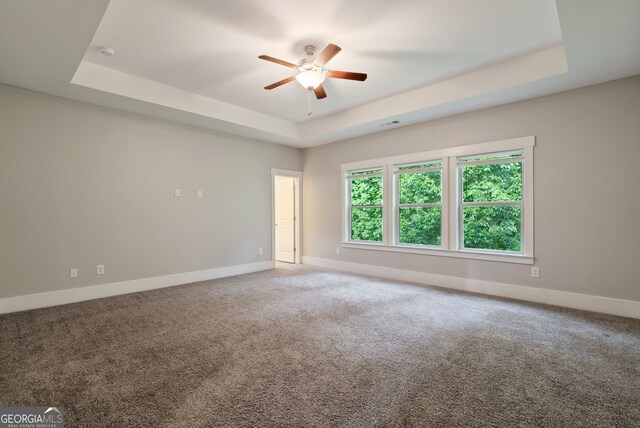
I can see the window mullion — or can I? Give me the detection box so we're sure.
[343,172,349,242]
[441,157,449,250]
[393,168,399,245]
[447,156,459,251]
[383,163,393,246]
[524,146,534,256]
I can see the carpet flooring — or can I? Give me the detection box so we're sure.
[1,264,639,427]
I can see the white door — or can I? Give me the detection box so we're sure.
[275,176,295,263]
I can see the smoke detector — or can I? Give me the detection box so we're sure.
[99,47,116,56]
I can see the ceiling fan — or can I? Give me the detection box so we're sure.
[258,43,367,106]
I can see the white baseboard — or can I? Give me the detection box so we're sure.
[0,260,275,314]
[302,256,640,319]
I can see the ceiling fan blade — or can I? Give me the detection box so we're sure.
[314,85,327,99]
[326,70,368,81]
[315,43,342,66]
[258,55,298,69]
[264,76,296,90]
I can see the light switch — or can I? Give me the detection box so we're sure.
[174,189,181,197]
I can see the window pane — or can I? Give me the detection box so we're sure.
[463,206,521,252]
[399,171,441,204]
[349,168,383,176]
[351,207,383,242]
[351,176,382,206]
[398,161,441,171]
[399,207,441,246]
[462,162,522,202]
[459,151,522,163]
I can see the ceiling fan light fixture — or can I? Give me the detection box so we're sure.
[259,43,367,100]
[295,70,325,90]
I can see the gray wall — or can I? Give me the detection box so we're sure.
[0,84,301,299]
[302,75,640,302]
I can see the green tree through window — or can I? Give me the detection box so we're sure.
[460,153,523,252]
[349,169,383,241]
[396,162,442,246]
[343,138,533,260]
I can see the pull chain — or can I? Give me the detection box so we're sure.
[307,89,312,116]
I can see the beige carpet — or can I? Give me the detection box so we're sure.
[1,264,639,427]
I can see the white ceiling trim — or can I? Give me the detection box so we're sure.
[300,45,568,146]
[67,45,567,148]
[70,61,299,143]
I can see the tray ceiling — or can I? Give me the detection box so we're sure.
[1,0,639,147]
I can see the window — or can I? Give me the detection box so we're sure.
[347,168,383,242]
[459,151,523,253]
[342,136,534,264]
[395,161,442,246]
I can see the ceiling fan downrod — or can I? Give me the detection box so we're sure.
[304,46,318,116]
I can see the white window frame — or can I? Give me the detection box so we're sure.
[457,151,525,254]
[341,136,535,264]
[345,167,385,243]
[393,161,444,248]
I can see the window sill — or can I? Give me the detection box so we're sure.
[341,242,534,265]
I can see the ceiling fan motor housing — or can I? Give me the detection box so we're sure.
[297,46,326,90]
[303,45,317,57]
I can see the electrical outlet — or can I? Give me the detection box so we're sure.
[336,247,341,255]
[174,188,181,197]
[531,266,540,278]
[197,190,203,199]
[258,248,263,255]
[97,264,105,275]
[70,268,78,278]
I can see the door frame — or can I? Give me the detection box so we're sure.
[271,169,302,264]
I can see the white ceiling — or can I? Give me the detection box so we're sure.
[1,0,639,148]
[83,0,562,122]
